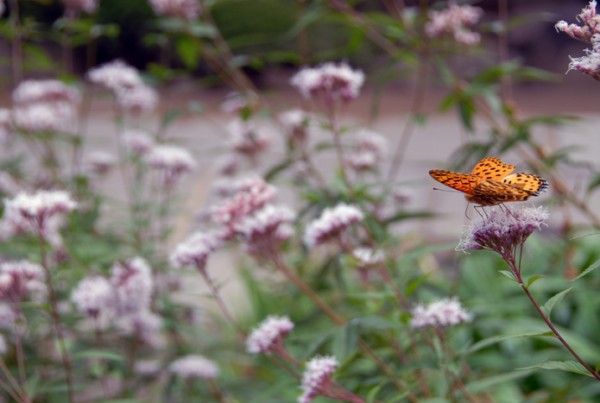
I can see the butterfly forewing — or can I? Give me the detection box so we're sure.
[471,157,515,181]
[502,173,548,196]
[429,170,481,195]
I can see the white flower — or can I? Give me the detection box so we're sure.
[246,315,294,354]
[290,62,365,102]
[115,84,158,113]
[425,4,483,45]
[111,257,153,315]
[13,80,80,106]
[122,129,155,156]
[227,119,271,157]
[86,151,116,176]
[87,60,143,92]
[0,303,16,330]
[279,109,311,141]
[12,102,77,133]
[149,0,200,20]
[170,231,222,271]
[169,355,219,379]
[145,144,196,184]
[71,276,114,319]
[0,260,44,303]
[298,356,338,403]
[352,247,384,268]
[304,203,364,248]
[410,297,472,328]
[116,309,163,346]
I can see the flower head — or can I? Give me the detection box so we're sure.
[456,206,549,260]
[279,109,311,142]
[149,0,200,21]
[71,276,114,321]
[0,260,44,303]
[170,231,222,272]
[122,129,155,156]
[426,3,483,45]
[556,1,599,42]
[346,129,387,172]
[246,315,294,354]
[235,204,295,255]
[61,0,97,13]
[3,190,76,237]
[110,257,153,315]
[304,203,364,248]
[410,297,472,329]
[145,144,196,186]
[169,355,219,379]
[298,356,338,403]
[86,151,116,176]
[87,60,143,91]
[227,119,271,158]
[212,176,277,239]
[13,80,80,106]
[115,84,158,113]
[291,62,364,102]
[116,309,163,346]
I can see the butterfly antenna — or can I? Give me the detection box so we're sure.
[433,187,459,193]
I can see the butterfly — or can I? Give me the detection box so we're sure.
[429,157,548,206]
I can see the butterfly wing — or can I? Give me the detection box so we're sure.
[429,170,481,195]
[472,180,534,205]
[502,173,548,196]
[471,157,515,181]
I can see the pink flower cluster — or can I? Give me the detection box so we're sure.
[0,260,45,304]
[410,297,472,329]
[61,0,97,13]
[12,80,80,133]
[299,356,338,403]
[303,203,364,248]
[425,3,483,45]
[149,0,200,21]
[145,144,196,186]
[87,60,158,113]
[169,355,219,379]
[290,62,365,103]
[246,315,294,354]
[170,231,222,272]
[122,129,155,157]
[346,129,387,172]
[227,119,271,159]
[556,2,600,80]
[279,109,311,143]
[235,204,295,255]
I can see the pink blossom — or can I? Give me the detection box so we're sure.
[291,62,364,102]
[227,119,271,157]
[87,60,143,91]
[425,3,483,45]
[170,231,222,272]
[235,204,295,255]
[555,1,600,42]
[303,203,364,248]
[86,151,116,176]
[410,297,472,328]
[115,84,158,113]
[299,356,338,403]
[13,80,80,106]
[71,276,114,321]
[169,355,219,379]
[246,315,294,354]
[149,0,200,20]
[122,129,155,156]
[145,144,196,185]
[0,260,44,303]
[110,257,153,315]
[279,109,311,142]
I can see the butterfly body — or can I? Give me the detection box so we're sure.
[429,157,548,206]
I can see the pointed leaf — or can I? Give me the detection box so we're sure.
[465,331,552,355]
[526,274,544,288]
[519,360,592,377]
[541,287,572,317]
[573,259,600,281]
[498,270,516,281]
[466,370,534,393]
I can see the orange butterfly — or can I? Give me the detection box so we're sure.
[429,157,548,206]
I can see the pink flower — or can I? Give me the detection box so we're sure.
[556,1,600,42]
[170,231,222,272]
[425,3,483,45]
[3,190,77,238]
[116,309,164,347]
[149,0,200,20]
[122,129,155,156]
[291,62,364,102]
[0,260,44,303]
[61,0,97,13]
[227,119,271,157]
[299,356,338,403]
[279,109,311,142]
[145,144,196,185]
[12,103,76,133]
[111,257,153,315]
[86,151,116,176]
[235,204,295,255]
[71,276,114,320]
[87,60,143,91]
[212,177,277,239]
[303,203,364,248]
[13,80,80,106]
[410,297,472,328]
[246,315,294,354]
[169,355,219,379]
[115,84,158,113]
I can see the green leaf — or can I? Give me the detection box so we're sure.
[519,360,592,377]
[465,331,552,355]
[498,270,516,281]
[541,287,572,317]
[526,274,544,288]
[465,370,534,393]
[573,259,600,281]
[72,350,124,362]
[176,36,200,70]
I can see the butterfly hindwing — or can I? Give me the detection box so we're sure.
[471,157,515,181]
[429,170,481,195]
[473,180,533,203]
[502,173,548,196]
